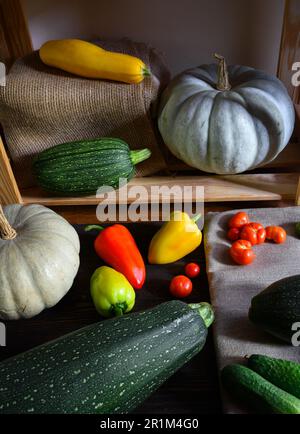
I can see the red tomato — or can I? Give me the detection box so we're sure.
[169,275,193,298]
[227,227,240,241]
[229,240,256,265]
[265,226,286,244]
[239,222,266,245]
[185,263,200,278]
[228,212,250,229]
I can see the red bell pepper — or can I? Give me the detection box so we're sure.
[85,224,145,289]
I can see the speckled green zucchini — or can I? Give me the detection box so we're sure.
[248,354,300,399]
[32,138,151,195]
[0,300,213,414]
[222,364,300,414]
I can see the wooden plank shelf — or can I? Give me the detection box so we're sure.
[0,137,22,204]
[20,173,299,206]
[0,0,33,67]
[295,104,300,139]
[277,0,300,104]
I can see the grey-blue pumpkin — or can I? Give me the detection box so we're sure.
[158,55,295,174]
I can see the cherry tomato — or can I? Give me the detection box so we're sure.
[169,275,193,298]
[228,212,250,229]
[229,240,256,265]
[265,226,286,244]
[239,222,266,245]
[227,227,240,241]
[185,262,200,278]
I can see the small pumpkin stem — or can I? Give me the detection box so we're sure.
[214,53,231,91]
[0,205,17,240]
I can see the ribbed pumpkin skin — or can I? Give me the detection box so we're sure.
[158,65,295,174]
[0,301,207,414]
[0,205,80,319]
[33,138,136,195]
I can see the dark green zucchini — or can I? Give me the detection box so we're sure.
[0,300,213,414]
[249,275,300,344]
[32,138,151,195]
[221,364,300,414]
[248,354,300,399]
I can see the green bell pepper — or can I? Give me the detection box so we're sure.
[90,266,136,317]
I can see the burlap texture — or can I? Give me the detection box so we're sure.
[0,39,170,188]
[204,206,300,414]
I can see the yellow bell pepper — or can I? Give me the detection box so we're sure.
[148,211,202,264]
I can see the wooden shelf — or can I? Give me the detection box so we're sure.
[0,137,22,204]
[1,131,299,206]
[20,173,299,206]
[295,104,300,140]
[0,0,299,210]
[19,138,300,207]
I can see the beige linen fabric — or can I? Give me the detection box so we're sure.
[204,206,300,413]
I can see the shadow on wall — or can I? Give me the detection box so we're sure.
[22,0,285,75]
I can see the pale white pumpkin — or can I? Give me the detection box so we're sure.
[158,55,295,174]
[0,204,80,320]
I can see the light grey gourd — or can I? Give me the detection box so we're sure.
[158,54,295,174]
[0,204,80,319]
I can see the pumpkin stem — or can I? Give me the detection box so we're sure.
[0,205,17,240]
[214,53,231,91]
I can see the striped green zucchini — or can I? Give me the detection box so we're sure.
[0,300,213,414]
[32,138,151,195]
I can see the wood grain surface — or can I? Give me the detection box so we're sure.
[0,201,295,413]
[0,136,22,205]
[20,172,299,207]
[277,0,300,103]
[0,0,33,67]
[0,223,221,414]
[295,104,300,140]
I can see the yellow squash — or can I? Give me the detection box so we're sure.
[148,211,202,264]
[39,39,151,84]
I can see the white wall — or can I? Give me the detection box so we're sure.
[22,0,285,76]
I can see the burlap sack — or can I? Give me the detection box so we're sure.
[0,39,170,188]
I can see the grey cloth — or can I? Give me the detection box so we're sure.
[204,206,300,414]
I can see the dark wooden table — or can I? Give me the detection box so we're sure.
[0,201,293,414]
